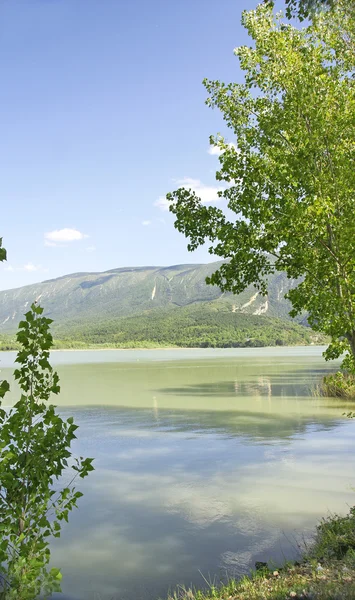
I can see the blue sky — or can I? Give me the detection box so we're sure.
[0,0,280,290]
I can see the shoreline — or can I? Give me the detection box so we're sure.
[52,343,319,352]
[165,507,355,600]
[0,343,324,353]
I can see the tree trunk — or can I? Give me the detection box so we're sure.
[347,331,355,361]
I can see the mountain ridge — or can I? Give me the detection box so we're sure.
[0,261,307,347]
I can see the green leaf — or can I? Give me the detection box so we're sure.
[50,567,63,581]
[0,379,10,398]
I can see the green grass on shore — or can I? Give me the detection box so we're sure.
[168,508,355,600]
[318,372,355,400]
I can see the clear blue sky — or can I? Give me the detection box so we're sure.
[0,0,282,290]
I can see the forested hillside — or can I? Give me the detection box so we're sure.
[0,261,316,349]
[54,302,324,348]
[0,261,299,332]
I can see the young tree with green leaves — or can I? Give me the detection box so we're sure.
[0,304,94,599]
[167,1,355,373]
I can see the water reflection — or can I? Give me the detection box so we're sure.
[70,404,344,443]
[159,371,331,400]
[53,407,354,600]
[1,349,353,600]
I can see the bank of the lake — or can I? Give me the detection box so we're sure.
[173,505,355,600]
[0,339,327,352]
[0,343,336,369]
[173,550,355,600]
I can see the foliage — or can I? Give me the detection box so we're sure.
[0,304,94,599]
[282,0,355,22]
[318,371,355,399]
[37,303,326,349]
[311,507,355,560]
[0,338,19,352]
[168,1,355,373]
[283,0,335,20]
[0,239,6,264]
[265,0,348,22]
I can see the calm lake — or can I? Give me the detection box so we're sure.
[1,346,355,600]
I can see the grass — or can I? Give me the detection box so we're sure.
[167,508,355,600]
[317,372,355,400]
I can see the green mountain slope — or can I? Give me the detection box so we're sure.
[55,302,321,349]
[0,261,317,348]
[0,262,296,330]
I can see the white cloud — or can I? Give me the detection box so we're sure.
[208,142,237,156]
[208,146,223,156]
[4,263,43,273]
[44,228,88,244]
[142,220,152,226]
[154,178,225,212]
[154,197,171,212]
[23,263,41,272]
[179,177,224,203]
[86,246,96,253]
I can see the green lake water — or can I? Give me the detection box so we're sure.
[1,347,354,600]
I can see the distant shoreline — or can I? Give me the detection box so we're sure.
[0,342,324,353]
[51,346,203,352]
[52,342,319,352]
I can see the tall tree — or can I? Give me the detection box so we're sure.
[167,1,355,371]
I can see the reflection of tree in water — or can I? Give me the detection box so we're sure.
[160,371,326,400]
[152,396,159,422]
[150,370,351,441]
[75,402,347,444]
[59,361,351,443]
[242,376,272,399]
[148,407,344,442]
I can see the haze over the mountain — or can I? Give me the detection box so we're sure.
[0,261,298,334]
